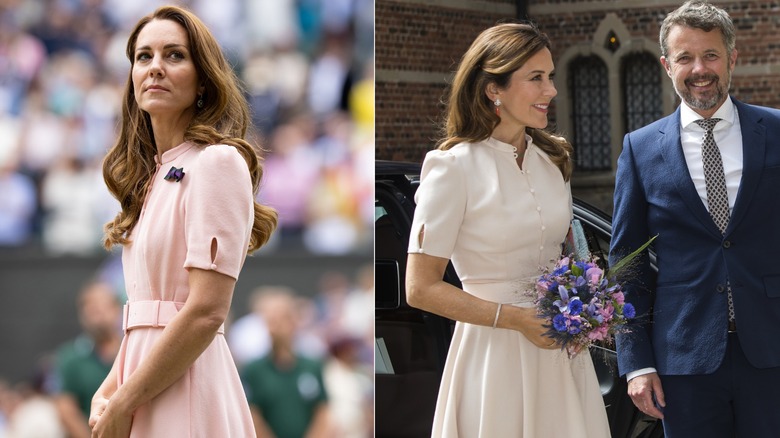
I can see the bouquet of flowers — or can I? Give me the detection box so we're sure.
[534,221,655,354]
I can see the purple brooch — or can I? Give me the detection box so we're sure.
[164,166,185,182]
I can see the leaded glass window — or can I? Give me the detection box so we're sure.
[569,56,611,171]
[623,52,663,133]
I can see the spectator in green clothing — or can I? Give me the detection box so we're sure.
[51,281,121,438]
[242,288,332,438]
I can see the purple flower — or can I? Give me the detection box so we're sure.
[623,303,636,319]
[164,166,185,182]
[586,266,603,284]
[567,319,582,334]
[558,285,569,301]
[574,261,590,273]
[552,314,567,332]
[569,298,583,316]
[553,257,570,275]
[587,302,600,317]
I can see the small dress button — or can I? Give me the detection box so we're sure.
[541,226,546,231]
[716,284,725,293]
[536,206,541,211]
[210,263,218,270]
[723,240,731,248]
[513,153,519,159]
[539,246,544,251]
[530,188,535,193]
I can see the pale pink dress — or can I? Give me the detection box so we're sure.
[116,142,255,437]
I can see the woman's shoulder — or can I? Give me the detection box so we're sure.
[196,143,242,160]
[179,143,251,188]
[421,143,471,173]
[424,140,484,162]
[190,144,247,170]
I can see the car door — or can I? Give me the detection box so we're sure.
[375,176,452,437]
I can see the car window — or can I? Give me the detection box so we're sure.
[375,204,388,221]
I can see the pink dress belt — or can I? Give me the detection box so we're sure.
[122,300,225,334]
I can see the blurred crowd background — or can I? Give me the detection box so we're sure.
[0,0,375,436]
[0,0,374,256]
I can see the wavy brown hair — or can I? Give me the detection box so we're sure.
[102,5,277,252]
[437,22,573,181]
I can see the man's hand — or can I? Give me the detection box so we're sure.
[628,372,666,419]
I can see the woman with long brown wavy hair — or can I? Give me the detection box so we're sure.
[405,22,610,436]
[89,5,277,437]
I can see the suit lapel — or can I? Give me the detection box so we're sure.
[727,99,766,234]
[657,108,722,235]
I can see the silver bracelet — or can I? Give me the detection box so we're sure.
[492,303,502,329]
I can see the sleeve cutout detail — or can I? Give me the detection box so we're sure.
[210,237,218,262]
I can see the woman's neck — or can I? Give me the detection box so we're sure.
[150,112,193,156]
[492,127,528,154]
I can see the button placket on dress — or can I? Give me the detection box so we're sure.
[519,149,546,263]
[135,159,164,303]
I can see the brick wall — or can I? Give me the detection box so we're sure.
[377,0,780,163]
[376,0,515,161]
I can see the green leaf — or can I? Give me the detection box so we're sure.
[608,234,657,278]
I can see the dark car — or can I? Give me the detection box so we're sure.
[375,160,664,438]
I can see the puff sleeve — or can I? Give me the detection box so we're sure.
[407,150,467,258]
[183,145,254,279]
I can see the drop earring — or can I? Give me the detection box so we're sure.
[494,98,501,116]
[197,94,204,109]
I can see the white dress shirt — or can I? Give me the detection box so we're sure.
[627,97,744,382]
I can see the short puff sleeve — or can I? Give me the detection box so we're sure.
[183,145,253,279]
[408,150,466,258]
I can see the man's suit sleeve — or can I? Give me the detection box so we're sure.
[611,131,658,376]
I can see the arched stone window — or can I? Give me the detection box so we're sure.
[622,52,664,133]
[569,56,611,171]
[555,14,673,176]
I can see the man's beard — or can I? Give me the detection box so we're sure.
[676,71,731,110]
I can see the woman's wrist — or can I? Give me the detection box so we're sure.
[105,387,136,416]
[513,306,537,333]
[94,383,115,402]
[491,303,503,328]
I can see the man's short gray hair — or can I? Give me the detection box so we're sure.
[660,0,736,57]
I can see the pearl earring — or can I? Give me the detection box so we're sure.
[494,98,501,116]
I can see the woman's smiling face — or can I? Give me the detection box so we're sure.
[489,47,558,132]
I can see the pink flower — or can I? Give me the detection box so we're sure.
[598,303,615,322]
[586,266,603,285]
[612,291,625,305]
[587,325,609,341]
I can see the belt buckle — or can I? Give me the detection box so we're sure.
[728,319,737,333]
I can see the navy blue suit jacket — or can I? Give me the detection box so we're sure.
[611,97,780,376]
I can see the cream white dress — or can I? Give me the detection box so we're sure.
[408,136,611,437]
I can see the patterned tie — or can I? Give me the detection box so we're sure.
[695,117,736,330]
[695,118,730,232]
